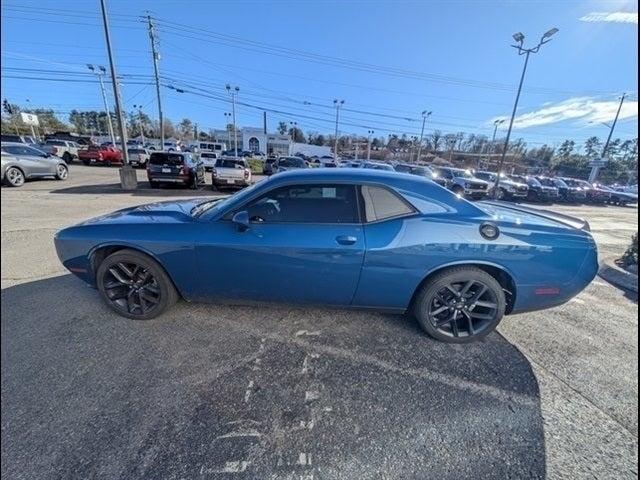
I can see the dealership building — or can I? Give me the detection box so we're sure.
[211,127,291,155]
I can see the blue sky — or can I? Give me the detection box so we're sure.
[1,0,638,148]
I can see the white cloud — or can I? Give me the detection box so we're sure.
[580,12,638,24]
[490,97,639,129]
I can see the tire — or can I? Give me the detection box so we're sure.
[413,267,506,343]
[96,249,178,320]
[62,152,72,163]
[55,164,69,180]
[82,160,91,166]
[4,167,25,187]
[190,174,198,190]
[149,181,160,189]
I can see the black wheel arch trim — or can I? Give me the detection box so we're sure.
[88,243,185,299]
[408,261,517,315]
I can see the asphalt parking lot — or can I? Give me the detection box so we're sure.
[1,165,638,480]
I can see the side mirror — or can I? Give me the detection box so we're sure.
[232,210,250,231]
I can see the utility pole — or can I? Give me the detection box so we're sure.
[493,28,558,198]
[226,85,240,158]
[87,64,116,146]
[588,93,626,183]
[367,129,374,160]
[480,118,504,170]
[333,99,344,161]
[100,0,135,188]
[147,15,164,149]
[416,111,431,163]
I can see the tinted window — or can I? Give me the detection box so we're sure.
[2,145,45,156]
[394,164,411,173]
[361,185,414,222]
[218,159,246,168]
[452,169,474,179]
[201,153,217,159]
[46,140,67,146]
[243,184,358,223]
[149,153,185,165]
[2,135,23,142]
[278,157,306,168]
[127,148,146,154]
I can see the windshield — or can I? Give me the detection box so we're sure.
[452,169,474,179]
[191,180,265,217]
[411,166,433,176]
[537,177,556,187]
[554,178,569,188]
[201,153,217,158]
[526,176,542,187]
[127,148,146,154]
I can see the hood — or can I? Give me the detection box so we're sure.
[456,177,489,185]
[77,198,209,226]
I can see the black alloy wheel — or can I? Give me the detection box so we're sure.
[414,267,506,343]
[96,249,178,319]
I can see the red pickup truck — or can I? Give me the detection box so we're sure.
[78,146,123,166]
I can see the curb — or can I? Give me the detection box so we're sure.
[598,256,638,293]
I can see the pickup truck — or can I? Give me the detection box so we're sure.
[212,158,251,190]
[432,166,490,200]
[43,139,80,163]
[78,145,123,166]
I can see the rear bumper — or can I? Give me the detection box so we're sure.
[214,178,250,186]
[148,174,190,184]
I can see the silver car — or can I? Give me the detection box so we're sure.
[1,142,69,187]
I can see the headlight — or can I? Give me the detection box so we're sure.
[505,184,516,192]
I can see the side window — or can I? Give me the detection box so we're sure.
[243,184,358,224]
[360,185,415,222]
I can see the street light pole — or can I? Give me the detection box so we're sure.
[99,0,135,189]
[289,121,297,154]
[224,112,232,148]
[416,111,431,163]
[493,28,558,198]
[481,118,504,170]
[87,64,116,146]
[588,93,626,183]
[226,85,240,158]
[367,129,374,160]
[333,99,344,161]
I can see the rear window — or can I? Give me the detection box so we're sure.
[88,146,100,151]
[218,159,246,168]
[46,140,67,146]
[149,153,184,165]
[127,148,146,154]
[278,157,306,168]
[201,153,217,159]
[361,185,414,222]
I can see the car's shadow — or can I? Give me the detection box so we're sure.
[1,275,546,480]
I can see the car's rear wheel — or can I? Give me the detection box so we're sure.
[55,164,69,180]
[62,152,72,163]
[96,249,178,320]
[413,267,506,343]
[4,167,25,187]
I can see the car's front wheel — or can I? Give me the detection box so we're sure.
[96,249,178,320]
[4,167,25,187]
[55,164,69,180]
[413,267,506,343]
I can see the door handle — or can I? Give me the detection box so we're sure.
[336,235,357,246]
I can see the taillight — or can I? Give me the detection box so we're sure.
[98,152,103,159]
[244,168,250,179]
[51,147,58,155]
[180,165,190,176]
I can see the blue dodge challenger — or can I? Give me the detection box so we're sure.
[55,169,598,343]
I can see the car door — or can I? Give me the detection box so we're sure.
[195,183,365,305]
[2,145,50,176]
